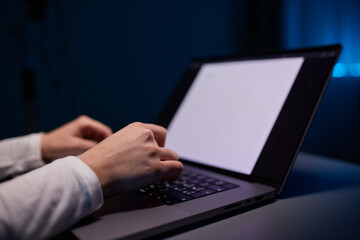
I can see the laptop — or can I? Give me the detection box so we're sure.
[71,45,342,239]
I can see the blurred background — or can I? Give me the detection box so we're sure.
[0,0,359,163]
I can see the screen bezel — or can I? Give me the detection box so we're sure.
[157,45,342,194]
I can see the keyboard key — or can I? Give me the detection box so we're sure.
[191,186,205,192]
[139,169,238,205]
[181,176,192,181]
[205,178,215,182]
[207,185,226,192]
[183,183,195,188]
[173,186,186,191]
[158,188,170,193]
[196,175,205,180]
[192,179,201,184]
[214,180,225,185]
[199,182,211,187]
[174,180,187,185]
[188,172,198,178]
[183,190,197,195]
[165,191,194,201]
[191,189,216,198]
[164,183,176,188]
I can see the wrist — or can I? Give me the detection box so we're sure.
[78,151,108,197]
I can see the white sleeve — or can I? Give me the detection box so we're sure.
[0,156,103,240]
[0,133,45,180]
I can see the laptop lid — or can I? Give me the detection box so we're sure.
[157,45,342,194]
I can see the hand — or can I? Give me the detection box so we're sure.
[78,122,183,198]
[41,115,113,163]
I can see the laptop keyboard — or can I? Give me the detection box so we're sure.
[139,169,239,205]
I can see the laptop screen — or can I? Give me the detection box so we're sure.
[166,57,304,175]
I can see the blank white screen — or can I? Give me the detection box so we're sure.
[166,57,304,175]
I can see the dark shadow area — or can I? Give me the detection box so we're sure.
[279,166,360,199]
[301,77,360,164]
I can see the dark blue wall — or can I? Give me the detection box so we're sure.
[302,77,360,163]
[281,0,360,163]
[0,0,248,138]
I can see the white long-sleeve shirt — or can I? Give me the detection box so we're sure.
[0,134,103,239]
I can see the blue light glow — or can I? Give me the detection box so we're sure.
[349,63,360,77]
[331,63,360,77]
[332,63,347,78]
[282,0,360,78]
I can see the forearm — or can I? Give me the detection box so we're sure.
[0,133,44,180]
[0,156,103,240]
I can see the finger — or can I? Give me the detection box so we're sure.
[78,116,113,141]
[158,160,183,182]
[158,147,179,161]
[74,138,98,153]
[143,124,167,147]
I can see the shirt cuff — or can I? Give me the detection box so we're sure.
[27,133,45,167]
[11,133,45,174]
[66,156,104,211]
